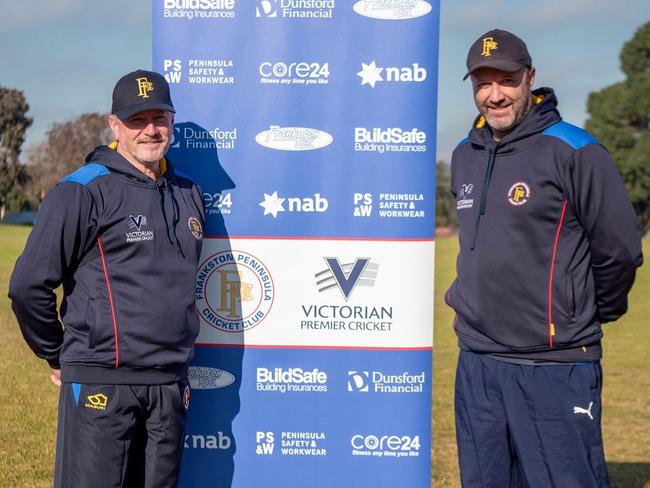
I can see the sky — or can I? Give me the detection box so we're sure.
[1,0,648,162]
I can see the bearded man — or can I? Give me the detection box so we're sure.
[446,29,643,488]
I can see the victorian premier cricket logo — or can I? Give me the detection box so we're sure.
[196,250,274,332]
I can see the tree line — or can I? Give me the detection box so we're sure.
[1,22,649,231]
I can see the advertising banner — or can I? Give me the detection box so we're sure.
[153,1,439,486]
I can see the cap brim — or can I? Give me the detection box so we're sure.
[463,60,527,80]
[114,102,176,120]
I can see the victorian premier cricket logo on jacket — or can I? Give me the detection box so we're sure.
[126,214,155,242]
[456,183,474,210]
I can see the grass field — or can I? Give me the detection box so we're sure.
[0,225,647,487]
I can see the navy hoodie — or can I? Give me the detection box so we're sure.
[445,88,643,361]
[9,145,204,383]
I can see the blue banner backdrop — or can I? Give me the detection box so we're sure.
[153,1,439,486]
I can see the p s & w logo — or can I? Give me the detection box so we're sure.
[256,431,275,455]
[348,371,370,392]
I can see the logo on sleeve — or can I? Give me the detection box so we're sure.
[183,385,191,410]
[507,182,531,206]
[188,216,203,239]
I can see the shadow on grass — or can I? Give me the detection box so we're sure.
[609,462,650,488]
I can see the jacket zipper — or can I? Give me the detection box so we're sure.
[97,236,120,367]
[547,199,568,348]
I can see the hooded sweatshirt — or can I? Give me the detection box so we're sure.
[445,88,643,361]
[9,145,204,383]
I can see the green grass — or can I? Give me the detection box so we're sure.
[0,225,648,487]
[0,225,57,488]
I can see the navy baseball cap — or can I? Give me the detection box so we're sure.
[111,69,175,119]
[464,29,532,80]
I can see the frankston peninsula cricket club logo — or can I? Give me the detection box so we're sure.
[481,37,498,56]
[316,258,378,300]
[136,77,154,98]
[196,250,274,332]
[507,182,531,206]
[188,216,203,239]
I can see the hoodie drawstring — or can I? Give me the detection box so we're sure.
[156,183,176,248]
[470,146,496,250]
[168,182,184,257]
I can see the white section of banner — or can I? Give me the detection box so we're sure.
[195,237,434,349]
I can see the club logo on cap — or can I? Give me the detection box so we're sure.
[136,77,154,98]
[481,37,498,57]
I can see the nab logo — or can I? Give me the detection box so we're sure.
[316,257,378,300]
[84,393,108,411]
[259,191,328,218]
[357,61,427,88]
[348,371,370,392]
[481,37,498,56]
[256,0,278,17]
[136,77,154,98]
[128,215,147,231]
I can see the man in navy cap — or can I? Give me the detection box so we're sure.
[446,30,642,487]
[9,70,204,487]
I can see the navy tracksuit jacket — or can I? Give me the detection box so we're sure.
[9,144,205,383]
[446,87,642,362]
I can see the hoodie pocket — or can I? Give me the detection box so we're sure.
[87,296,113,351]
[565,273,577,324]
[87,297,97,349]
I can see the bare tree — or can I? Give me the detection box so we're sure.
[25,113,112,202]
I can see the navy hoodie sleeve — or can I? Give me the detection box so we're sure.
[565,144,643,322]
[8,182,98,368]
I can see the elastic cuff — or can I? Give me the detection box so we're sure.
[47,358,61,370]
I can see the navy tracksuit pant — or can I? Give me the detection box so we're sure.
[54,382,189,488]
[455,351,610,488]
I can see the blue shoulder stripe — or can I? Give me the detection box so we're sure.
[59,163,110,185]
[456,136,469,148]
[543,121,599,150]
